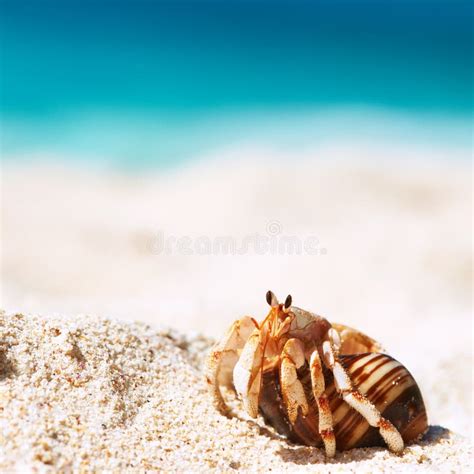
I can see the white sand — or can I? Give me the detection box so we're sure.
[1,311,472,473]
[1,145,472,470]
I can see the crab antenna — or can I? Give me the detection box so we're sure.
[266,290,279,307]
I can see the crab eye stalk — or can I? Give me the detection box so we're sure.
[283,294,292,313]
[266,290,279,307]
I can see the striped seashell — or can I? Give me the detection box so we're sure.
[259,352,428,450]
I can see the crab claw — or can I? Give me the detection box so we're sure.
[233,328,264,418]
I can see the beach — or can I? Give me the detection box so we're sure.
[2,0,472,470]
[1,312,472,473]
[1,146,472,471]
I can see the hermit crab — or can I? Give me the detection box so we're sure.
[206,291,428,457]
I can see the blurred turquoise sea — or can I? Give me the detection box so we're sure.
[1,0,472,168]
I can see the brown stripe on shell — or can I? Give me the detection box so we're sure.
[335,358,408,437]
[324,353,391,418]
[343,353,388,382]
[258,353,428,451]
[336,362,411,448]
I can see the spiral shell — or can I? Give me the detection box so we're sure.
[259,352,428,450]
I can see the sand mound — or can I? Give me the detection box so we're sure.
[0,312,471,473]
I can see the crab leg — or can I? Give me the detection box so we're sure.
[206,316,258,415]
[232,327,265,418]
[309,349,336,457]
[322,328,405,453]
[280,338,309,424]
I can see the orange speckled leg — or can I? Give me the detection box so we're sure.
[309,349,336,457]
[280,338,309,424]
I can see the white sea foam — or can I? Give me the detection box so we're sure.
[2,106,471,167]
